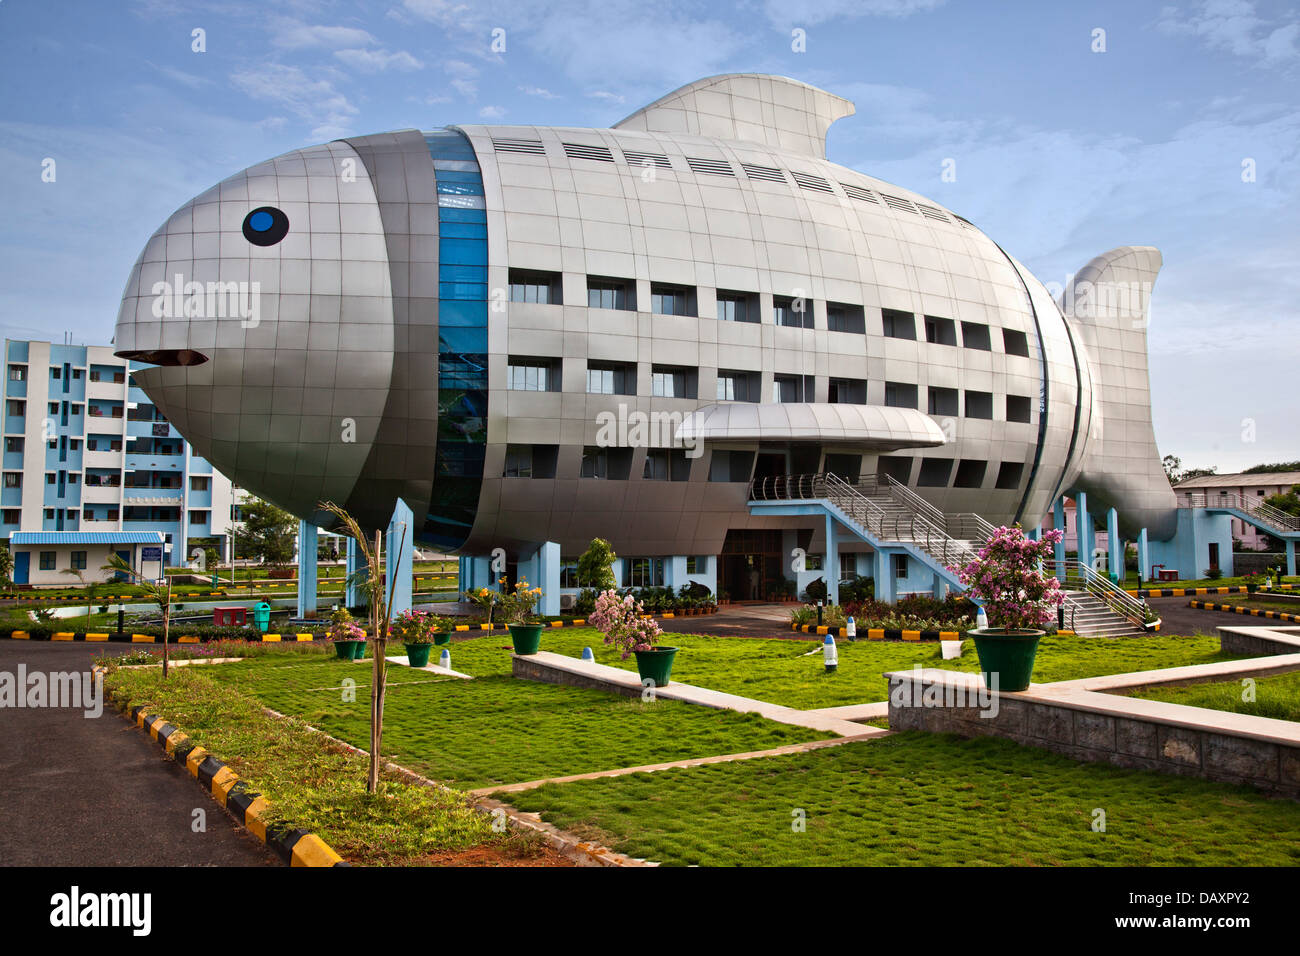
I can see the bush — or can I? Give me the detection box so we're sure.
[802,578,827,603]
[839,576,875,604]
[1205,567,1224,580]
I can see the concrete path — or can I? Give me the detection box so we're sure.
[0,641,273,866]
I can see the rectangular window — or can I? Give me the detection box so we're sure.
[651,365,698,399]
[716,370,760,402]
[877,456,913,484]
[828,377,866,404]
[840,553,857,578]
[2,438,21,455]
[503,444,558,479]
[995,461,1024,490]
[560,560,579,589]
[826,302,866,334]
[108,509,119,521]
[6,400,24,416]
[2,473,20,488]
[580,446,633,480]
[39,551,56,571]
[686,555,707,574]
[892,554,908,580]
[882,309,916,340]
[45,473,55,484]
[586,276,635,311]
[507,268,562,305]
[954,459,987,488]
[650,283,695,317]
[924,315,957,346]
[917,457,953,487]
[773,296,813,329]
[508,357,560,392]
[8,365,25,381]
[623,557,665,588]
[716,290,758,323]
[772,374,811,403]
[586,361,635,396]
[190,476,210,492]
[1005,394,1032,423]
[885,382,918,409]
[1003,328,1031,357]
[960,321,992,351]
[642,449,692,482]
[707,450,755,483]
[965,391,994,420]
[2,509,19,524]
[927,387,959,416]
[823,453,861,481]
[50,367,61,380]
[70,551,87,570]
[189,510,208,524]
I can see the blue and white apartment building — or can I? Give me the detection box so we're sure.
[3,339,236,582]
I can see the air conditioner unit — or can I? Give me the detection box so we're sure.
[559,593,576,611]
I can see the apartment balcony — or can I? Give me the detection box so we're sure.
[82,484,123,504]
[125,453,183,471]
[122,487,183,504]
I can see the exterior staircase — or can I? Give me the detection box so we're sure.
[1183,491,1300,536]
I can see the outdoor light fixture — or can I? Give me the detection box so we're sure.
[823,634,837,673]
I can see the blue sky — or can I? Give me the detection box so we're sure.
[1,0,1297,472]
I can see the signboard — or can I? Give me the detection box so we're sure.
[141,547,163,562]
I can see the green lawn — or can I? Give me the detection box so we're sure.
[504,732,1300,866]
[204,654,829,789]
[440,628,1245,710]
[1132,670,1300,723]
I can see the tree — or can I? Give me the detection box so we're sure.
[577,537,618,591]
[231,496,297,569]
[1264,485,1300,517]
[1244,461,1300,474]
[320,500,403,795]
[1163,455,1217,485]
[0,547,11,589]
[60,567,97,618]
[102,553,174,677]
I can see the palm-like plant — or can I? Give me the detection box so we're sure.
[101,552,174,677]
[60,566,97,619]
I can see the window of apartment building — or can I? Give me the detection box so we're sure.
[1,509,18,524]
[885,381,918,409]
[43,508,54,519]
[960,322,992,351]
[924,315,958,346]
[827,302,866,334]
[2,473,19,488]
[189,510,209,524]
[107,509,119,521]
[995,462,1024,490]
[651,365,697,399]
[642,449,691,481]
[773,295,813,329]
[882,309,917,340]
[508,357,560,392]
[67,473,78,484]
[70,551,86,570]
[508,268,562,304]
[623,557,665,588]
[716,290,758,323]
[917,457,953,487]
[840,553,858,578]
[707,450,756,483]
[8,365,25,381]
[965,390,994,419]
[45,473,55,485]
[580,446,633,480]
[1003,328,1031,357]
[586,361,635,395]
[69,439,79,450]
[686,556,708,574]
[72,369,82,379]
[954,459,987,489]
[716,370,760,402]
[6,400,24,417]
[39,551,56,571]
[650,283,695,317]
[48,403,58,415]
[927,386,959,417]
[772,374,812,403]
[559,560,580,589]
[892,554,908,580]
[83,508,95,521]
[824,453,862,481]
[190,476,210,492]
[586,275,635,311]
[828,377,867,404]
[1006,395,1032,423]
[3,437,20,453]
[503,444,558,479]
[50,367,61,380]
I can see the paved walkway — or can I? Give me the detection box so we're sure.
[0,641,273,866]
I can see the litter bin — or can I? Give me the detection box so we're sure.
[253,601,271,632]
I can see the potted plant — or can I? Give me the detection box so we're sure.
[464,585,502,628]
[391,609,437,667]
[1243,571,1260,594]
[589,589,676,686]
[952,526,1065,692]
[430,614,455,646]
[327,608,367,661]
[500,578,545,654]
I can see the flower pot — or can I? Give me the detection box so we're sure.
[351,641,367,660]
[432,631,452,646]
[969,627,1044,692]
[334,640,360,660]
[405,642,432,668]
[633,646,678,687]
[508,623,544,655]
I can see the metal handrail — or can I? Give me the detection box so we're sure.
[1182,491,1300,533]
[1058,559,1150,628]
[882,474,947,527]
[946,513,998,543]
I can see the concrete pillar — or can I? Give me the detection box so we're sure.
[1137,528,1149,584]
[1053,497,1067,583]
[824,513,839,605]
[1288,539,1297,578]
[534,541,561,617]
[1107,507,1122,584]
[345,536,363,609]
[386,498,413,615]
[1076,491,1093,574]
[296,520,318,618]
[931,570,946,599]
[874,548,896,604]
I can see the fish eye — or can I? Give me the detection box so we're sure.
[241,206,289,246]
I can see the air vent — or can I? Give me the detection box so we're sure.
[840,182,879,204]
[880,193,920,214]
[563,142,615,163]
[916,203,950,223]
[790,171,833,193]
[622,148,671,169]
[952,214,978,230]
[685,156,734,176]
[492,138,545,155]
[740,162,786,184]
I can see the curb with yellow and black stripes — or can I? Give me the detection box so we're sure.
[95,667,348,867]
[1188,600,1300,623]
[790,624,1080,640]
[1128,584,1294,598]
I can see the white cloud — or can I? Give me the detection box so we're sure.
[478,105,506,119]
[333,48,424,72]
[762,0,946,27]
[443,59,479,98]
[587,90,625,104]
[270,20,378,50]
[230,64,358,140]
[1157,1,1299,62]
[519,85,558,99]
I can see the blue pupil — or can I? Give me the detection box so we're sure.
[248,211,273,232]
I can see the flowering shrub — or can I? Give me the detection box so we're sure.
[952,526,1065,631]
[588,589,663,659]
[326,608,367,643]
[392,609,440,644]
[499,578,544,624]
[464,586,502,624]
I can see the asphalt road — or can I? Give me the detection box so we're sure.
[0,640,273,867]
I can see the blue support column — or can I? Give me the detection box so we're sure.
[931,570,946,599]
[386,498,413,615]
[1053,498,1067,583]
[1107,507,1122,584]
[1137,528,1150,584]
[345,537,362,609]
[824,513,839,605]
[1076,492,1093,573]
[297,520,318,618]
[1288,539,1297,578]
[874,549,896,604]
[535,541,561,617]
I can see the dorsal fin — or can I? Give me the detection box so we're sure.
[612,73,854,160]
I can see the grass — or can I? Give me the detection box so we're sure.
[102,663,549,866]
[202,653,830,789]
[438,628,1246,710]
[1131,670,1300,723]
[504,732,1300,866]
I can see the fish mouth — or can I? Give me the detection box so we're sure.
[113,348,209,367]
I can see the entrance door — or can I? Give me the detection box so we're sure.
[13,551,28,585]
[1208,542,1220,572]
[113,550,131,581]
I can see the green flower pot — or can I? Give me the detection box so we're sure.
[969,628,1043,692]
[634,646,679,688]
[404,642,433,667]
[432,630,452,646]
[352,641,367,660]
[508,623,544,655]
[334,640,360,660]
